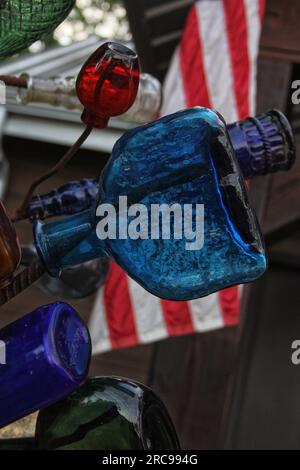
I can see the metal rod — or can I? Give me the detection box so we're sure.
[11,124,93,221]
[0,75,27,88]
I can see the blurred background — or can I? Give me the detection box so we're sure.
[34,0,130,48]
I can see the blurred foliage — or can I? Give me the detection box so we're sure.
[41,0,129,49]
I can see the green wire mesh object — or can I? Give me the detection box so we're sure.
[0,0,75,60]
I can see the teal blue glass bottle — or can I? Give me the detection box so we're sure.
[33,107,295,301]
[35,377,180,450]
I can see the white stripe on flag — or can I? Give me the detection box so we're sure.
[127,277,168,344]
[89,287,112,354]
[196,0,238,123]
[160,52,186,116]
[189,293,224,332]
[243,0,261,116]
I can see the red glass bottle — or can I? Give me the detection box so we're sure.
[76,42,140,129]
[0,201,21,287]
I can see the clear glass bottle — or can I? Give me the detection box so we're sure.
[17,73,162,124]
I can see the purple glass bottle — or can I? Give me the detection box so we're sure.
[0,302,91,428]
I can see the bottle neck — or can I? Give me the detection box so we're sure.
[26,179,98,220]
[228,110,295,179]
[34,210,106,277]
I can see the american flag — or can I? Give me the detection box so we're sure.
[89,0,265,354]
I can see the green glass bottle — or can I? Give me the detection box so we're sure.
[0,0,75,60]
[36,377,180,450]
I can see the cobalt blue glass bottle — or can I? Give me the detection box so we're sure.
[33,107,295,301]
[35,377,180,450]
[0,302,91,428]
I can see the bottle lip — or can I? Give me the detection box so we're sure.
[268,109,296,171]
[43,302,91,384]
[34,219,61,277]
[107,42,138,61]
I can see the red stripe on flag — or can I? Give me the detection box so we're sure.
[218,286,240,326]
[103,262,138,349]
[160,300,195,336]
[179,5,211,108]
[258,0,266,22]
[222,0,250,119]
